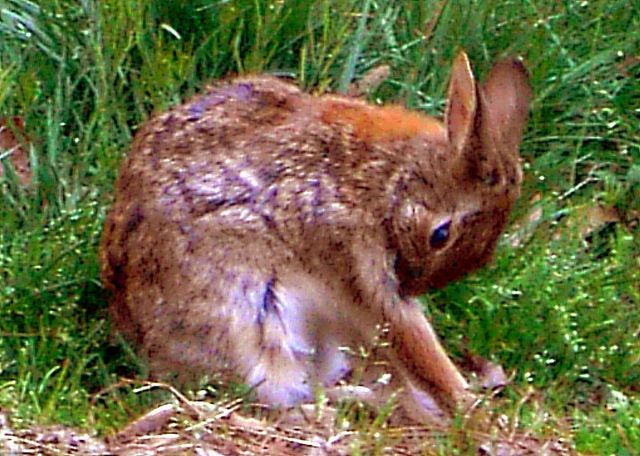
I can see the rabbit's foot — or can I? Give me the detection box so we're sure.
[399,381,450,425]
[326,382,449,426]
[244,326,315,407]
[325,384,377,403]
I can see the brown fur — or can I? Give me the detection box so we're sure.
[100,52,531,422]
[0,117,31,186]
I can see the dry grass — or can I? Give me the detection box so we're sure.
[2,379,575,455]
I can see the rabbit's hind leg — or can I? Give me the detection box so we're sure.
[235,274,318,407]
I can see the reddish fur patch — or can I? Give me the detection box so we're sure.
[320,99,446,144]
[0,116,31,186]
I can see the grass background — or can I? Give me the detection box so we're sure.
[0,0,638,453]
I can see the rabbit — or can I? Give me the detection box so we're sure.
[100,51,532,423]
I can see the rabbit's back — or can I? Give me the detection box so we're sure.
[107,76,447,247]
[124,78,356,230]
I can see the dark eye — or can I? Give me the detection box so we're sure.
[430,219,451,248]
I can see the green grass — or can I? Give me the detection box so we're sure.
[1,0,638,453]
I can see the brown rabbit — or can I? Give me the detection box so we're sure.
[100,52,531,422]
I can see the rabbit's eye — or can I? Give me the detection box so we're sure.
[430,219,451,248]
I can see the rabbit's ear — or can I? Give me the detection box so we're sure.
[445,51,477,155]
[479,58,532,159]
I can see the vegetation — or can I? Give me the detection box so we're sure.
[1,0,638,453]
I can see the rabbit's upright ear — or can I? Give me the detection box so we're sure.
[480,58,532,160]
[446,53,532,190]
[445,51,478,155]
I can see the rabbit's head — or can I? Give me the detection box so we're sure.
[389,53,532,296]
